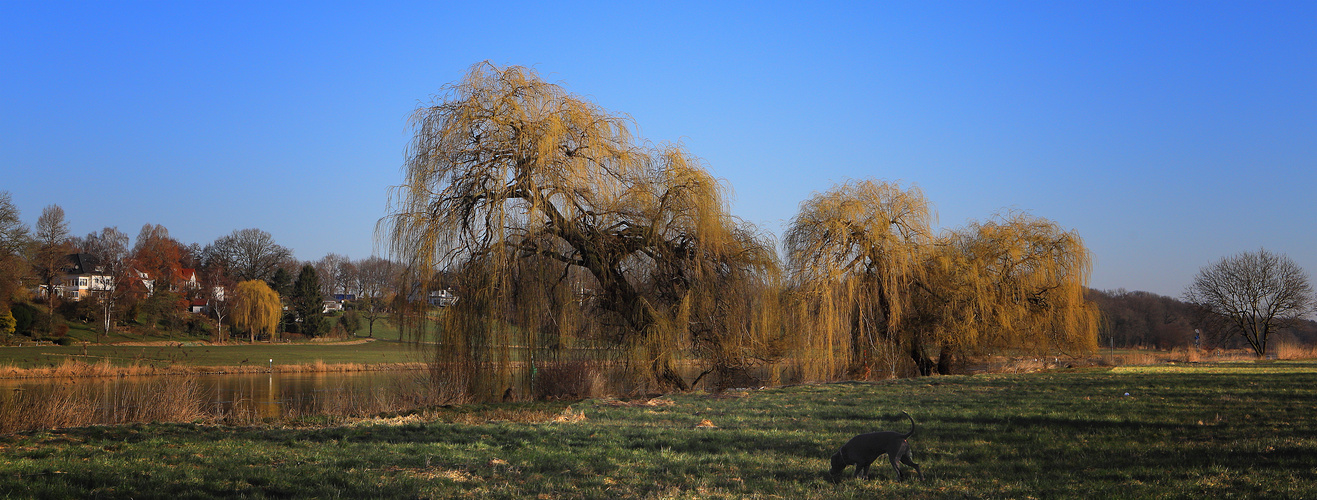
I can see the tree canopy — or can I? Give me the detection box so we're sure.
[784,180,933,378]
[206,228,293,283]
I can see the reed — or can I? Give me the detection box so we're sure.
[0,377,206,434]
[1274,341,1317,360]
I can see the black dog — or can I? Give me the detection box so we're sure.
[830,411,923,480]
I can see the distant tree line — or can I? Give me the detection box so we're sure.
[1089,286,1317,352]
[0,191,410,343]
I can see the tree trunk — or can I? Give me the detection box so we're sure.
[848,303,871,379]
[653,358,690,392]
[936,341,957,375]
[908,331,935,376]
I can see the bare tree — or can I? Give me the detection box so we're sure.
[313,253,350,299]
[81,227,131,339]
[33,205,72,331]
[337,258,359,299]
[1184,249,1314,358]
[0,192,28,257]
[206,228,294,283]
[200,264,234,342]
[354,256,396,337]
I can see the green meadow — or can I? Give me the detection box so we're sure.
[1,361,1314,498]
[0,338,425,371]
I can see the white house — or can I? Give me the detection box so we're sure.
[53,253,113,301]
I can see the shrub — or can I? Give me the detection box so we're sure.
[339,311,361,336]
[533,360,605,400]
[10,302,41,335]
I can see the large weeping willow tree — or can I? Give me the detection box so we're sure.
[785,180,1099,378]
[917,212,1100,373]
[380,62,777,398]
[784,180,934,379]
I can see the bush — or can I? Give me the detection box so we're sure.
[57,299,97,323]
[10,302,41,336]
[533,360,605,400]
[338,311,361,336]
[185,316,212,336]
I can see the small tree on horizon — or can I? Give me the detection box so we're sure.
[230,280,280,343]
[1184,249,1314,358]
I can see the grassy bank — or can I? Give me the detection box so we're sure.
[1,361,1314,498]
[0,338,427,377]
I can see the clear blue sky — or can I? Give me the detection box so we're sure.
[2,1,1313,298]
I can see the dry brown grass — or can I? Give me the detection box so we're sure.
[969,346,1290,373]
[596,397,675,407]
[1274,342,1317,360]
[0,377,206,434]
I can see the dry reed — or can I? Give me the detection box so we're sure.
[1274,342,1317,360]
[0,377,207,434]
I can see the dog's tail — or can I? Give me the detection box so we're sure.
[900,411,916,439]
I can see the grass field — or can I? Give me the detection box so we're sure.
[0,338,428,372]
[1,361,1313,498]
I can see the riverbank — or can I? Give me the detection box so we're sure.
[0,338,428,378]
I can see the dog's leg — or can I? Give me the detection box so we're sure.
[895,442,927,481]
[888,454,904,480]
[855,460,873,479]
[888,441,912,481]
[899,450,923,480]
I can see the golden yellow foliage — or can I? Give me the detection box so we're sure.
[784,180,934,378]
[921,211,1100,358]
[786,181,1098,377]
[230,280,281,343]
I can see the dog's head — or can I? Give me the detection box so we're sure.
[829,451,847,475]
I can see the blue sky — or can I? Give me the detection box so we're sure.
[2,1,1313,297]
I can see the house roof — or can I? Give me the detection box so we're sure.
[63,253,104,275]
